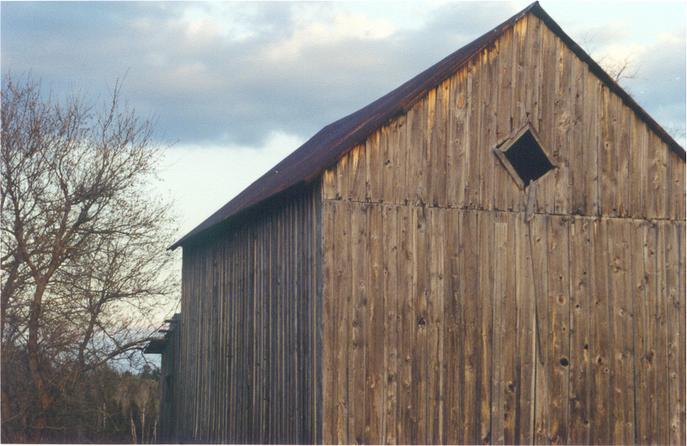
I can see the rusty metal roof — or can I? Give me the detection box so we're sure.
[171,1,685,250]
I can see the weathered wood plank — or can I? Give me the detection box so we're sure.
[514,214,535,445]
[490,215,504,444]
[477,211,493,444]
[367,131,383,203]
[678,221,686,446]
[584,70,601,217]
[380,126,393,204]
[664,221,682,445]
[570,51,586,215]
[568,217,591,443]
[461,211,480,444]
[539,20,557,215]
[616,99,632,217]
[427,208,445,444]
[494,29,514,211]
[639,125,650,220]
[336,201,352,443]
[589,219,612,444]
[607,218,635,444]
[321,202,335,444]
[546,216,571,444]
[656,221,670,444]
[465,61,480,209]
[366,206,384,444]
[446,70,466,208]
[393,116,409,206]
[382,204,399,445]
[411,97,429,206]
[599,86,617,217]
[349,203,367,444]
[413,206,429,443]
[673,154,686,220]
[491,214,508,444]
[350,145,367,203]
[531,215,550,445]
[443,209,464,444]
[430,83,449,207]
[628,219,645,446]
[649,133,669,219]
[479,47,497,211]
[397,205,414,445]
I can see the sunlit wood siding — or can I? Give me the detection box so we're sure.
[319,13,685,446]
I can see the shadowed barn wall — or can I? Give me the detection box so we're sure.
[169,187,321,443]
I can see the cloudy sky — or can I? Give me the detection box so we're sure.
[2,0,685,241]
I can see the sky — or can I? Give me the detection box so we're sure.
[2,0,686,243]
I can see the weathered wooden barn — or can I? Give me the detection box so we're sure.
[147,2,686,444]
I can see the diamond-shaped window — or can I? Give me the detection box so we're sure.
[493,124,555,189]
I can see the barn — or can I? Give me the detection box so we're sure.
[147,2,686,444]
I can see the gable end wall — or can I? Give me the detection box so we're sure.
[320,13,686,445]
[321,13,685,220]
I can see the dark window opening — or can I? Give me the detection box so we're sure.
[503,130,554,186]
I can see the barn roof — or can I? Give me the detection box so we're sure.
[171,1,685,250]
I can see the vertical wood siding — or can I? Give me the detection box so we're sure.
[159,320,181,443]
[320,12,685,446]
[321,204,685,445]
[169,186,321,443]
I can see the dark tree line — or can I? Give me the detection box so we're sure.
[1,76,177,442]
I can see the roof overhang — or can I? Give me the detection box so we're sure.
[143,338,166,354]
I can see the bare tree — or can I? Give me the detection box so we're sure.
[578,31,639,86]
[114,373,158,444]
[1,76,176,442]
[600,55,639,84]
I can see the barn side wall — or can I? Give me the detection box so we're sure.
[169,186,321,443]
[158,322,180,443]
[320,13,686,445]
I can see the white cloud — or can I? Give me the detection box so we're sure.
[266,10,397,61]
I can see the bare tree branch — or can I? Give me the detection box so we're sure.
[1,74,177,442]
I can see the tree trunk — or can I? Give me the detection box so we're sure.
[140,408,146,444]
[27,281,52,442]
[130,413,137,444]
[1,261,19,339]
[102,402,106,431]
